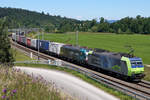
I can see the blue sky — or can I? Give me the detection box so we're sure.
[0,0,149,20]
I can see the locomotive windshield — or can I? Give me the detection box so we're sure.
[130,60,143,68]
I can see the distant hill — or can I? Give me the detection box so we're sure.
[107,20,118,23]
[0,7,81,29]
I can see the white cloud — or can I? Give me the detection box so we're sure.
[75,16,83,20]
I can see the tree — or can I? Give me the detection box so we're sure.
[41,11,45,15]
[117,28,122,34]
[91,25,98,32]
[0,18,14,66]
[97,21,109,32]
[100,17,105,23]
[90,19,97,27]
[125,28,131,34]
[44,24,55,33]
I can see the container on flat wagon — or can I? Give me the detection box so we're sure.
[11,33,14,40]
[60,45,91,62]
[39,40,50,51]
[19,36,21,43]
[22,36,26,45]
[19,36,26,45]
[31,39,37,49]
[36,40,39,50]
[12,33,16,41]
[16,35,19,42]
[26,38,31,47]
[20,36,23,44]
[49,42,65,55]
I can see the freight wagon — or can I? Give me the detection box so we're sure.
[60,45,92,64]
[20,36,23,44]
[20,36,26,46]
[31,39,37,49]
[19,36,21,43]
[22,36,26,45]
[12,33,16,41]
[36,40,50,52]
[26,38,31,47]
[16,35,20,43]
[49,42,65,56]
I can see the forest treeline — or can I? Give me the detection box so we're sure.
[0,7,81,32]
[0,7,150,34]
[92,16,150,34]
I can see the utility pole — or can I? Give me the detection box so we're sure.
[38,31,40,60]
[42,30,44,40]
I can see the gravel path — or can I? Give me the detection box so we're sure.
[15,66,119,100]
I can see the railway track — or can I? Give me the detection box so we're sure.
[64,62,150,99]
[138,80,150,89]
[11,40,150,100]
[11,41,56,60]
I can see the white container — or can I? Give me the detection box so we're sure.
[49,42,65,55]
[31,39,37,49]
[12,33,16,41]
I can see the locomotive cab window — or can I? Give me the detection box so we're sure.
[137,61,142,65]
[131,61,143,68]
[131,62,136,66]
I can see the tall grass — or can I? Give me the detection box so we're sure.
[0,66,73,100]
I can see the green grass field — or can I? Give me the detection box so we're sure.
[12,48,33,61]
[36,32,150,64]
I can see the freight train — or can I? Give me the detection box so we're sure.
[12,33,145,82]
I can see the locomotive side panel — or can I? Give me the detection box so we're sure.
[87,53,128,76]
[61,46,82,62]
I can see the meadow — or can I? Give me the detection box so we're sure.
[12,48,33,61]
[36,32,150,64]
